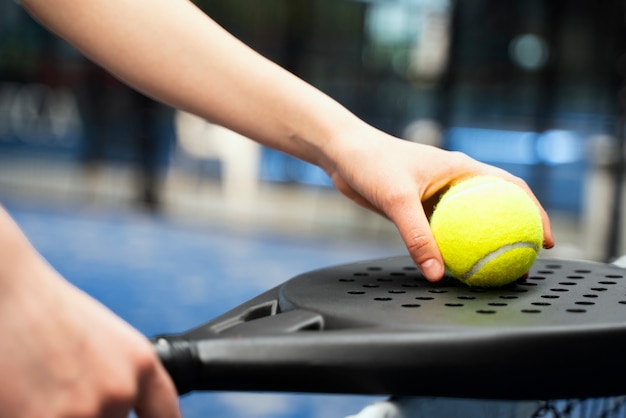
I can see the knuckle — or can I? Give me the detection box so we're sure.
[380,188,412,214]
[405,229,434,258]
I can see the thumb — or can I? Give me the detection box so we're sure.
[388,202,445,282]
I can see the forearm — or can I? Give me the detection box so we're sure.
[20,0,364,172]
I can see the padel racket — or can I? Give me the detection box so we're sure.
[152,255,626,400]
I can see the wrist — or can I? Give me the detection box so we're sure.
[0,207,59,297]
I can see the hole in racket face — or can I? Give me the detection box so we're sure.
[278,256,626,330]
[348,265,572,315]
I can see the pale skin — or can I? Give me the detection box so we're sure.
[2,0,555,417]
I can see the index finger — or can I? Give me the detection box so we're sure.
[387,199,445,282]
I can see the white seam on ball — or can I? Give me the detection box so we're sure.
[462,241,539,281]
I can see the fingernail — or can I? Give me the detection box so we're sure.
[420,258,443,282]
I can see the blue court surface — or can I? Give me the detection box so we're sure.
[4,199,398,418]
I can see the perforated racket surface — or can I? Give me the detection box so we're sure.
[154,256,626,400]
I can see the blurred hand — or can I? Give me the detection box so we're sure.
[0,209,181,418]
[324,129,554,282]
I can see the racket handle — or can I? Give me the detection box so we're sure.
[151,335,197,396]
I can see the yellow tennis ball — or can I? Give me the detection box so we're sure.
[430,176,543,287]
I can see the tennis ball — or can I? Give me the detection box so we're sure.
[429,176,543,287]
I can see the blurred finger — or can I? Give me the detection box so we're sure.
[134,363,181,418]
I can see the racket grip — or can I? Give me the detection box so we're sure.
[151,335,198,396]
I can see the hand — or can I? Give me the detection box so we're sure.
[18,0,553,285]
[0,209,181,418]
[324,128,555,282]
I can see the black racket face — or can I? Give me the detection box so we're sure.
[161,255,626,399]
[279,256,626,331]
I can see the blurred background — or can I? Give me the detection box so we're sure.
[2,0,626,416]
